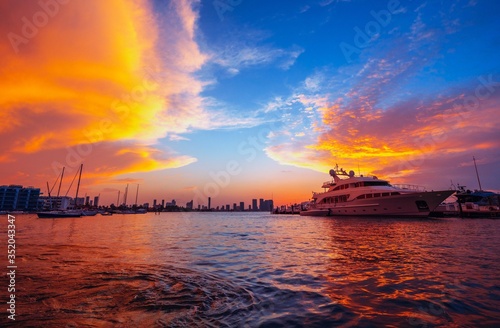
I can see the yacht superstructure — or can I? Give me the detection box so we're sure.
[300,167,454,217]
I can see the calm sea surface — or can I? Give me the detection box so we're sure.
[1,212,500,327]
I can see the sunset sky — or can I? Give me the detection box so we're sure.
[1,0,499,207]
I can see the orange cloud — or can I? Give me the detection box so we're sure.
[0,0,207,188]
[266,84,500,187]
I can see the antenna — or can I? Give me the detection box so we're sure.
[472,156,482,191]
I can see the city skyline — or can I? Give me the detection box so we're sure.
[1,0,499,206]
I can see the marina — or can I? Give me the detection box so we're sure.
[0,1,499,326]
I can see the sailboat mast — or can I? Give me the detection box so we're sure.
[117,190,120,206]
[74,164,83,208]
[135,184,139,206]
[123,184,129,206]
[57,167,65,197]
[472,156,483,191]
[46,181,52,210]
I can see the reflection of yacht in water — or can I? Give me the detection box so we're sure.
[300,166,454,217]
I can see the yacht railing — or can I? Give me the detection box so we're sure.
[322,181,333,188]
[393,184,426,192]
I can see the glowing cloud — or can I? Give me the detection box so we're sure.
[0,0,208,186]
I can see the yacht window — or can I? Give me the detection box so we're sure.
[363,181,390,187]
[374,193,381,197]
[366,194,373,198]
[357,194,366,199]
[391,192,400,196]
[382,192,389,196]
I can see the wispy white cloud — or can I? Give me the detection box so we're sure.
[213,43,304,74]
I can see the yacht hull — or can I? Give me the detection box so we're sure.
[300,190,454,217]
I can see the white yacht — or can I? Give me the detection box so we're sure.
[300,167,455,217]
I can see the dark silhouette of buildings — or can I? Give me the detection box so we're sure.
[0,185,40,211]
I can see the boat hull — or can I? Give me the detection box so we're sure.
[300,190,455,217]
[37,211,82,218]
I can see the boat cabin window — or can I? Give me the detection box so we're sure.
[333,184,350,191]
[391,192,400,196]
[366,194,373,198]
[382,192,390,196]
[374,193,381,197]
[363,181,390,187]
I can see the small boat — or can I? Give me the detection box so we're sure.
[300,166,455,217]
[38,163,86,219]
[37,211,82,218]
[455,187,500,218]
[82,210,98,216]
[452,157,500,218]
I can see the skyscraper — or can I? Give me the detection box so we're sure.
[252,199,257,211]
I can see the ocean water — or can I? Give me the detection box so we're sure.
[1,212,499,327]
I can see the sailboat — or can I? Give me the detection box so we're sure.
[37,164,84,218]
[454,157,500,218]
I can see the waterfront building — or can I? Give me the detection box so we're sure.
[240,202,245,212]
[74,197,85,207]
[0,185,41,211]
[39,196,72,210]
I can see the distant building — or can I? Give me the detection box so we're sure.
[240,202,245,211]
[0,185,41,211]
[208,197,211,210]
[252,199,257,211]
[153,199,157,208]
[259,198,264,211]
[74,197,85,207]
[233,203,237,211]
[85,196,90,206]
[263,199,274,212]
[39,196,73,210]
[225,204,230,211]
[93,196,99,207]
[186,200,193,210]
[165,199,176,207]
